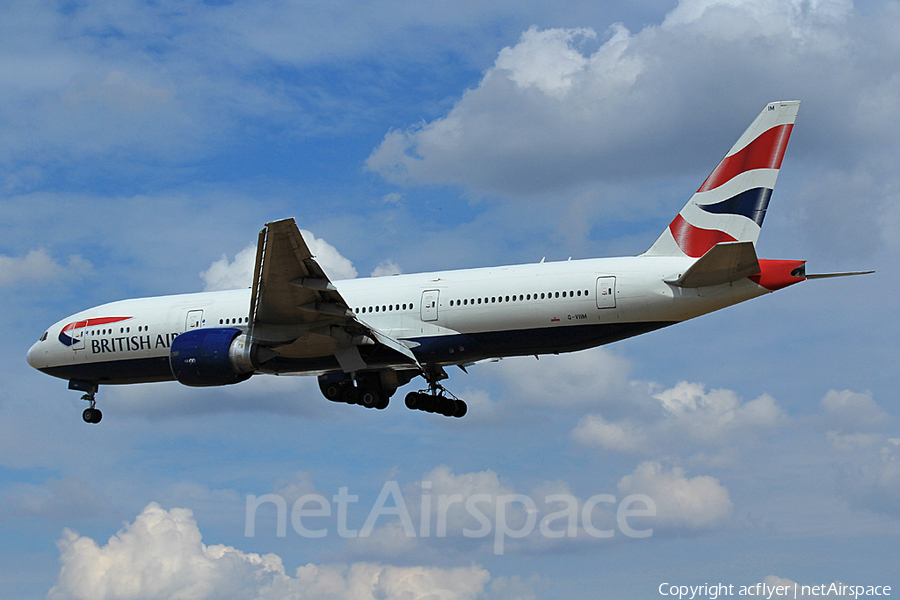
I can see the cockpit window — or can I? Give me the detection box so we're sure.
[39,331,48,342]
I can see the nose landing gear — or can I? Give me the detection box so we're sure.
[69,380,102,424]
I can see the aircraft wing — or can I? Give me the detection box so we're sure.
[248,218,421,373]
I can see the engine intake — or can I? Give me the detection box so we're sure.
[169,328,256,387]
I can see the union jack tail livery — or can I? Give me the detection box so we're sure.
[644,101,800,257]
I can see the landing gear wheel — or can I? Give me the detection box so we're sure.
[323,382,342,401]
[375,393,390,410]
[405,391,423,410]
[438,397,457,417]
[342,385,359,404]
[453,400,467,418]
[78,385,102,424]
[360,388,379,408]
[82,407,102,424]
[404,370,467,418]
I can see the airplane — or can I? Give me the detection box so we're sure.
[26,101,871,424]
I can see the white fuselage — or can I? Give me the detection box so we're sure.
[26,254,770,385]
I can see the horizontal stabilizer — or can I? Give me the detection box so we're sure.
[666,241,761,288]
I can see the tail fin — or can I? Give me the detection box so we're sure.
[643,101,800,257]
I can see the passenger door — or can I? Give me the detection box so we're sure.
[596,277,616,309]
[420,290,439,322]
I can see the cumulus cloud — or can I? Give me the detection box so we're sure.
[617,461,732,530]
[200,244,258,292]
[370,260,402,277]
[201,230,357,291]
[820,389,891,432]
[835,439,900,516]
[366,0,900,256]
[488,347,643,412]
[571,381,785,455]
[571,414,649,453]
[0,249,91,288]
[49,502,493,600]
[818,391,900,516]
[351,463,729,558]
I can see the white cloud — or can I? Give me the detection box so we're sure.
[302,229,358,281]
[803,390,900,517]
[617,461,732,529]
[0,249,91,288]
[571,380,785,455]
[662,0,853,39]
[653,382,785,443]
[353,465,522,557]
[201,244,257,292]
[365,0,900,257]
[201,230,357,292]
[570,414,648,453]
[49,502,494,600]
[820,389,891,431]
[370,260,402,277]
[489,347,641,411]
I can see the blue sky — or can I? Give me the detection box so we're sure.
[2,0,899,598]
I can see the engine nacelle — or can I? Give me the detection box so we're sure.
[169,328,256,387]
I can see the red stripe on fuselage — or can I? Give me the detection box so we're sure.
[698,124,793,192]
[62,316,132,332]
[668,214,736,258]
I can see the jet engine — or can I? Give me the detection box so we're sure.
[169,328,256,387]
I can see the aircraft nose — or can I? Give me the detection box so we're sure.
[26,340,43,370]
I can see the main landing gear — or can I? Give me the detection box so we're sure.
[69,380,102,424]
[318,375,391,410]
[317,368,467,418]
[405,366,467,419]
[404,388,467,418]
